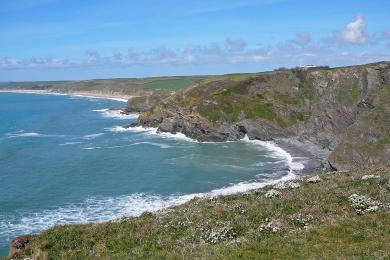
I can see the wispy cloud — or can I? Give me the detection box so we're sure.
[331,14,373,45]
[1,13,389,71]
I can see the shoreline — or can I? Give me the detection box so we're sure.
[1,91,314,256]
[12,166,389,258]
[113,124,309,191]
[0,89,134,102]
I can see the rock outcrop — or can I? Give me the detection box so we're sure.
[134,61,390,170]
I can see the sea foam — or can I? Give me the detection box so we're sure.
[82,133,105,140]
[6,131,65,139]
[0,169,297,245]
[1,127,305,248]
[106,126,196,142]
[241,135,304,176]
[93,109,139,120]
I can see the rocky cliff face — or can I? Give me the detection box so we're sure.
[137,62,390,170]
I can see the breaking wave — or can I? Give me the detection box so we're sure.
[82,133,105,140]
[6,131,64,139]
[92,109,139,120]
[106,126,196,142]
[0,169,297,245]
[241,135,304,177]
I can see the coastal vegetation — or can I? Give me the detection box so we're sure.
[138,61,390,170]
[9,167,390,259]
[0,76,205,98]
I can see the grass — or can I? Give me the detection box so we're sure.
[199,96,287,126]
[143,79,197,91]
[10,167,390,259]
[0,77,205,97]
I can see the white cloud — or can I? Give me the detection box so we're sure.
[335,14,371,44]
[1,18,388,71]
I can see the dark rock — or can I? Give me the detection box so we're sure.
[237,119,291,141]
[11,236,29,249]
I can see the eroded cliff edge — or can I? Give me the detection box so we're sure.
[131,62,390,171]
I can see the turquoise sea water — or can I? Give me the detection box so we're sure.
[0,92,295,255]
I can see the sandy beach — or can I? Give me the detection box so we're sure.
[0,89,135,102]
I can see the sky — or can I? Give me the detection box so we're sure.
[0,0,389,81]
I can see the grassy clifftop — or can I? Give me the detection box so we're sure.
[139,61,390,170]
[9,167,390,259]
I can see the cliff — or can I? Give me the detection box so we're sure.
[137,62,390,171]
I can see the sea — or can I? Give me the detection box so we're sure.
[0,92,303,255]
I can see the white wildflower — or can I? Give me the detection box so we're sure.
[264,189,281,198]
[307,175,321,183]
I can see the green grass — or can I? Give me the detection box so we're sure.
[200,73,256,85]
[143,79,196,91]
[199,96,287,126]
[10,167,390,259]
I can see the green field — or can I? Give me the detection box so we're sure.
[0,76,206,96]
[143,78,197,90]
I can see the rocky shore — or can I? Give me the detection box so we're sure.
[129,61,390,172]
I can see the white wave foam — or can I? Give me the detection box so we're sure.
[157,131,196,142]
[83,141,172,150]
[0,194,189,242]
[72,94,128,102]
[59,142,82,146]
[0,90,128,103]
[0,169,295,244]
[0,133,304,246]
[92,108,109,112]
[83,147,99,150]
[132,142,172,149]
[106,126,158,133]
[8,132,42,138]
[7,131,64,139]
[93,108,139,120]
[241,135,304,176]
[82,133,105,140]
[106,125,196,142]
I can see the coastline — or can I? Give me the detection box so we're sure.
[1,91,314,257]
[0,89,134,102]
[0,89,309,189]
[113,124,309,193]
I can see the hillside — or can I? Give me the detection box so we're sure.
[137,62,390,171]
[0,76,206,98]
[8,167,390,259]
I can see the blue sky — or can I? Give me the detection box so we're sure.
[0,0,389,81]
